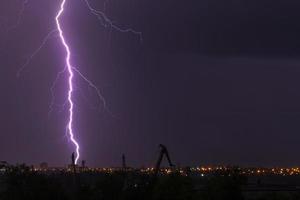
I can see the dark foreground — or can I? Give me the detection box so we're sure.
[1,166,300,200]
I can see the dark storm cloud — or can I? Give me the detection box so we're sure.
[1,0,300,167]
[126,0,300,55]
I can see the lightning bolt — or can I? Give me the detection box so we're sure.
[17,29,58,77]
[55,0,80,164]
[48,66,67,118]
[7,0,29,32]
[14,0,141,165]
[83,0,142,41]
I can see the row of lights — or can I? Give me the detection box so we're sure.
[4,165,300,176]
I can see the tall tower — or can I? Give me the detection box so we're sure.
[122,154,127,169]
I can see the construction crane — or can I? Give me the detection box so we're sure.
[122,145,175,193]
[154,144,175,178]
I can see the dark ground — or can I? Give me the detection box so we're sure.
[1,165,300,200]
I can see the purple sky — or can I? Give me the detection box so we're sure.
[1,0,300,167]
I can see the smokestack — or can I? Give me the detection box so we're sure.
[122,154,126,169]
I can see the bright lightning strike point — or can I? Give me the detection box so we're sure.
[55,0,80,164]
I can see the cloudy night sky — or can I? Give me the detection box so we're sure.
[1,0,300,167]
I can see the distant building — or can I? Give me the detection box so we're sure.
[40,162,48,170]
[0,161,8,166]
[0,161,8,172]
[82,160,86,168]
